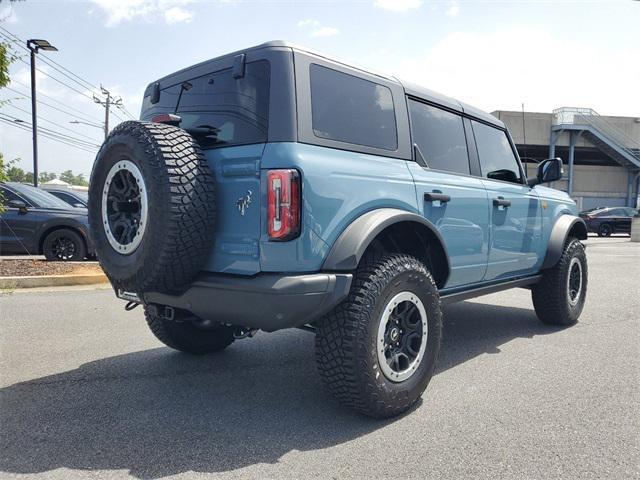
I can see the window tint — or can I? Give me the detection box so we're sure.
[408,99,470,175]
[142,60,270,148]
[607,208,625,216]
[310,64,397,151]
[472,121,522,183]
[0,187,21,206]
[50,191,79,206]
[7,183,71,209]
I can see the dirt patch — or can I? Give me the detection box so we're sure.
[0,259,104,277]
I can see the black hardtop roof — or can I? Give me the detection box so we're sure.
[148,40,504,128]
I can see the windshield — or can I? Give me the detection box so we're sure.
[9,183,77,210]
[141,60,270,148]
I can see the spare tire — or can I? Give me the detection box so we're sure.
[88,121,216,294]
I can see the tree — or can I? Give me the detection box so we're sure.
[39,171,57,183]
[59,170,88,186]
[5,163,26,182]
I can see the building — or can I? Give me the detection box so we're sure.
[492,108,640,210]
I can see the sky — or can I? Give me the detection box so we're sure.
[0,0,639,177]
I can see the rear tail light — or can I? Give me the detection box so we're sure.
[267,169,301,241]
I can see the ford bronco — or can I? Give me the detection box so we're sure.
[88,41,588,418]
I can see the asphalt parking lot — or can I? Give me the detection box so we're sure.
[1,236,638,480]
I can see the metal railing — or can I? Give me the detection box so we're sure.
[552,107,640,164]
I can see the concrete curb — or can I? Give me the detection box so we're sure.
[0,273,109,290]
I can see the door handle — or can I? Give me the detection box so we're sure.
[493,197,511,208]
[424,192,451,203]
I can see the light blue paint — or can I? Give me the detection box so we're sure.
[201,141,578,290]
[406,163,489,287]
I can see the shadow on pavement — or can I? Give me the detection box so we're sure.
[0,300,562,478]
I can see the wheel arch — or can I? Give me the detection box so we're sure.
[541,215,588,270]
[38,224,89,255]
[322,208,450,288]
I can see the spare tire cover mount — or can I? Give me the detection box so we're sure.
[101,159,148,255]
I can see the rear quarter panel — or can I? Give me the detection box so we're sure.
[260,142,418,272]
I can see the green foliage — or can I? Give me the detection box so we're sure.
[0,41,10,89]
[59,170,89,186]
[4,164,88,186]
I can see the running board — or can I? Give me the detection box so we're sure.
[440,275,542,305]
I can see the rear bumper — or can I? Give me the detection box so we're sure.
[143,272,352,332]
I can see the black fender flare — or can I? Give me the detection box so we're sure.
[541,215,588,270]
[322,208,451,284]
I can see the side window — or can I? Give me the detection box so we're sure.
[408,99,470,175]
[309,64,397,151]
[0,187,21,207]
[472,121,522,184]
[52,192,75,205]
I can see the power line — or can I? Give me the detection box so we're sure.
[0,117,98,154]
[16,56,96,101]
[2,85,104,125]
[1,26,135,119]
[4,103,103,144]
[8,80,105,123]
[0,112,100,148]
[0,25,101,93]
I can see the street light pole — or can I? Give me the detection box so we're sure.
[27,39,57,188]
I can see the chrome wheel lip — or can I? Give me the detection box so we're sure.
[376,291,428,383]
[101,160,148,255]
[567,257,583,306]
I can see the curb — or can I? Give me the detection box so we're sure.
[0,273,109,290]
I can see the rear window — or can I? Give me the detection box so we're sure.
[309,64,397,151]
[141,60,270,148]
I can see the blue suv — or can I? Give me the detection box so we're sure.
[88,42,588,418]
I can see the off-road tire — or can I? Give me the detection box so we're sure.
[597,223,612,237]
[315,254,442,418]
[42,228,86,261]
[88,121,216,294]
[532,238,587,326]
[144,305,235,355]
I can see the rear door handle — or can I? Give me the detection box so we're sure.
[424,192,451,203]
[492,197,511,208]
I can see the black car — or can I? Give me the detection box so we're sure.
[42,187,88,208]
[0,182,94,261]
[580,206,639,237]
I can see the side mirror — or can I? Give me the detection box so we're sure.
[8,199,28,214]
[528,157,563,187]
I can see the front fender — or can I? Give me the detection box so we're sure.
[541,215,587,270]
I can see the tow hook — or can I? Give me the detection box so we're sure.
[233,327,258,339]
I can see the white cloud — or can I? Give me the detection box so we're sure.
[297,19,339,38]
[164,6,193,24]
[90,0,194,26]
[374,0,422,12]
[445,1,459,17]
[393,27,640,117]
[310,26,340,38]
[0,3,18,23]
[297,19,320,28]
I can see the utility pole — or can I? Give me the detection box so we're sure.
[27,39,57,187]
[93,86,122,139]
